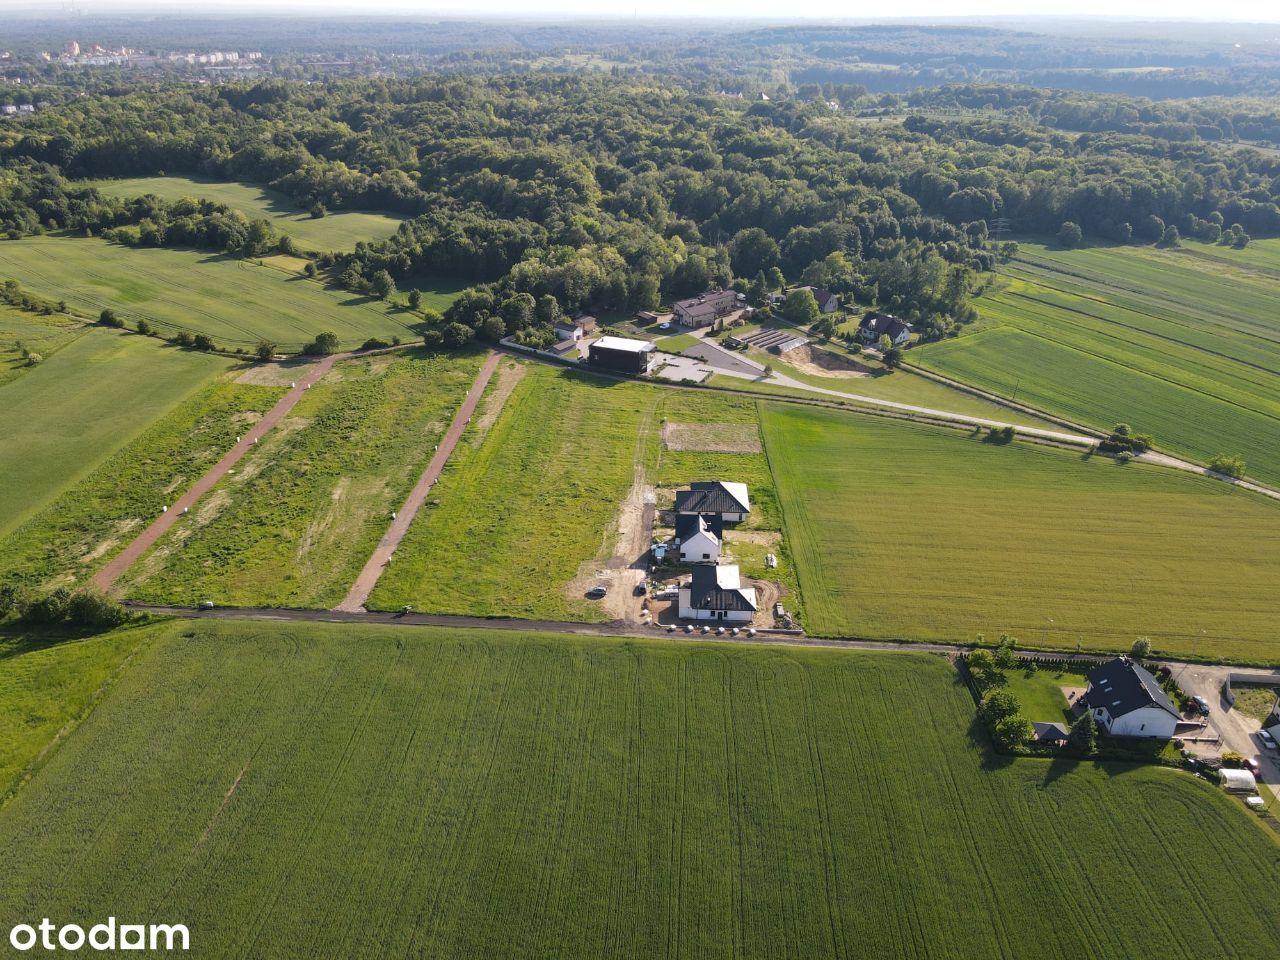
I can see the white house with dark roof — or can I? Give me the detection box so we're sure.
[675,513,722,564]
[1083,658,1180,739]
[678,564,757,622]
[801,286,840,314]
[673,481,750,523]
[858,312,913,346]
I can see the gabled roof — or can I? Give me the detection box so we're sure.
[675,512,723,543]
[686,564,757,612]
[804,286,839,310]
[859,312,912,341]
[1084,658,1180,720]
[1031,722,1070,743]
[674,481,750,516]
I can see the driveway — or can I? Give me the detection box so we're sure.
[1176,663,1280,804]
[681,335,769,378]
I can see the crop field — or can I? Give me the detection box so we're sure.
[0,623,161,802]
[0,236,428,351]
[89,175,407,252]
[0,377,283,590]
[761,404,1280,663]
[0,619,1275,959]
[120,349,487,608]
[916,239,1280,485]
[0,327,235,538]
[0,306,85,387]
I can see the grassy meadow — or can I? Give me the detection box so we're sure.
[0,306,85,387]
[0,326,236,538]
[121,350,487,608]
[0,619,1275,959]
[89,175,407,252]
[369,365,659,620]
[0,235,426,351]
[760,404,1280,663]
[916,239,1280,486]
[0,377,284,590]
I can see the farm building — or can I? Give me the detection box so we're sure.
[674,481,751,523]
[675,512,723,564]
[678,564,757,623]
[673,289,739,328]
[588,335,655,374]
[1083,658,1180,739]
[858,312,913,346]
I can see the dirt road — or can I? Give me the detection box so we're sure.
[93,351,345,591]
[336,351,500,612]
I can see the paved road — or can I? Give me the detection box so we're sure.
[93,350,346,590]
[1175,664,1280,804]
[690,335,1099,446]
[337,351,501,612]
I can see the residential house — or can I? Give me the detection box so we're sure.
[858,312,913,346]
[588,335,655,374]
[803,287,840,314]
[673,481,751,523]
[678,564,757,623]
[672,289,739,329]
[553,315,597,342]
[1082,658,1181,739]
[675,513,723,564]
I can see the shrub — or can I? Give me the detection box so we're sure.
[66,589,130,629]
[1208,453,1246,479]
[136,319,152,336]
[360,337,391,351]
[23,587,73,624]
[255,341,277,363]
[99,308,123,328]
[1221,751,1244,767]
[422,329,444,349]
[172,330,195,347]
[303,331,341,356]
[1130,637,1152,659]
[192,334,217,352]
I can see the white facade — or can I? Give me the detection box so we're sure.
[677,589,754,622]
[554,322,583,342]
[678,528,720,564]
[1092,704,1178,739]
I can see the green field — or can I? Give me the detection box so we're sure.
[121,349,487,608]
[0,235,429,351]
[0,624,160,801]
[0,619,1275,959]
[370,365,659,619]
[916,239,1280,486]
[0,327,235,538]
[0,377,283,589]
[89,175,407,252]
[0,306,85,387]
[761,404,1280,663]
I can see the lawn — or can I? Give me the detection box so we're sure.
[760,404,1280,663]
[0,235,430,351]
[120,349,487,608]
[369,365,659,620]
[0,326,236,538]
[0,619,1275,959]
[0,376,284,590]
[917,239,1280,485]
[656,332,699,353]
[89,175,407,252]
[999,665,1088,723]
[1231,685,1280,724]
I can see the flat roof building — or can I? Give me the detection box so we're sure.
[589,335,655,374]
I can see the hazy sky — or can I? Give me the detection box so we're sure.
[6,0,1280,22]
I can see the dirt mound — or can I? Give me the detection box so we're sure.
[786,344,875,379]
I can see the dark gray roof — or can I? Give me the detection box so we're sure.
[1084,658,1180,720]
[807,287,839,310]
[1031,722,1071,742]
[674,482,749,516]
[859,312,912,341]
[686,565,756,612]
[674,512,723,542]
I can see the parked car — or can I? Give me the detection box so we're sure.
[199,600,215,610]
[634,582,647,596]
[657,322,671,330]
[1259,729,1278,751]
[1242,757,1262,776]
[1192,695,1211,715]
[586,585,608,599]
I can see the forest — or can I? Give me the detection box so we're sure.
[2,71,1280,345]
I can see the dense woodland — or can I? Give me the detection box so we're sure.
[3,68,1280,345]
